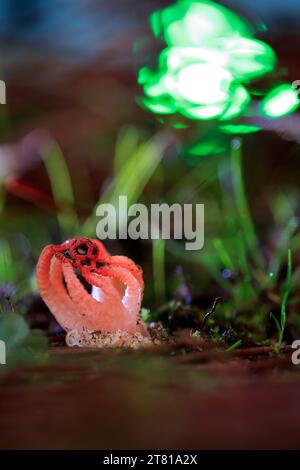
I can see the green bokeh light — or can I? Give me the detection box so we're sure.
[188,137,228,156]
[219,124,261,134]
[152,0,253,47]
[138,0,297,126]
[181,103,227,120]
[139,97,176,115]
[176,63,232,105]
[221,85,250,121]
[261,84,300,118]
[215,37,276,81]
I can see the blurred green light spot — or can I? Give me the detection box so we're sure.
[138,67,153,85]
[140,97,176,115]
[188,138,227,156]
[172,122,189,129]
[161,47,227,71]
[150,11,161,37]
[221,86,250,120]
[259,22,268,32]
[161,1,253,47]
[176,63,232,105]
[220,124,261,134]
[217,37,276,81]
[144,80,166,98]
[181,103,226,120]
[261,84,300,118]
[139,1,285,123]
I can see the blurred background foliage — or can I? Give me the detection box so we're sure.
[1,0,300,360]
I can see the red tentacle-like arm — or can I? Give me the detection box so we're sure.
[36,238,145,334]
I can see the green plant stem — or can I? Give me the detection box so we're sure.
[226,339,242,351]
[42,142,79,236]
[152,238,166,305]
[230,138,264,269]
[0,184,6,215]
[81,132,169,236]
[279,249,292,344]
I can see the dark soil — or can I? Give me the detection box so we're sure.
[0,343,299,450]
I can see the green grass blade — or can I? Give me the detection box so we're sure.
[230,138,264,268]
[226,339,242,351]
[152,238,166,304]
[0,239,14,283]
[114,126,139,174]
[279,249,292,343]
[212,238,235,271]
[42,142,78,236]
[0,184,6,215]
[270,312,281,335]
[81,132,170,236]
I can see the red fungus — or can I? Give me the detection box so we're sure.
[36,238,146,337]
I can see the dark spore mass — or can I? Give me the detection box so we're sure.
[76,244,88,255]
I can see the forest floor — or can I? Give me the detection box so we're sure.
[0,343,299,450]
